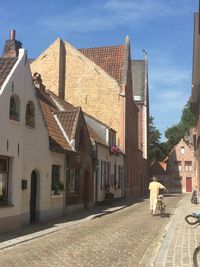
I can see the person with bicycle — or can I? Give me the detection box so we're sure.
[148,176,167,216]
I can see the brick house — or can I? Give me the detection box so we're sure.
[150,139,196,193]
[31,37,140,197]
[131,54,149,195]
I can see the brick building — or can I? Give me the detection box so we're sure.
[150,139,196,193]
[31,37,141,197]
[191,11,200,189]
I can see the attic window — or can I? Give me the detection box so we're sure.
[25,101,35,128]
[180,146,185,154]
[9,94,20,121]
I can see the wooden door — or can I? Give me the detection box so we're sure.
[30,170,37,223]
[186,177,192,192]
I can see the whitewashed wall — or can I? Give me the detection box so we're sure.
[0,49,66,231]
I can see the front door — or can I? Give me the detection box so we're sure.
[84,170,90,208]
[186,177,192,192]
[30,170,37,223]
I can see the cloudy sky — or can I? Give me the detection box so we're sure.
[0,0,198,139]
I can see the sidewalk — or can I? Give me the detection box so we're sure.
[140,193,200,267]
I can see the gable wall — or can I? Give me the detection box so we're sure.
[0,49,66,232]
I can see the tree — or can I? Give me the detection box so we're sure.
[165,123,184,147]
[164,101,196,146]
[149,116,163,161]
[180,101,196,133]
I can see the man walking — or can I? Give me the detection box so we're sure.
[149,176,167,216]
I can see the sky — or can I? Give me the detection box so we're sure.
[0,0,199,139]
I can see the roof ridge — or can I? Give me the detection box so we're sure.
[79,44,125,50]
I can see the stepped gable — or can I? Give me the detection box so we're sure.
[0,57,17,88]
[79,45,126,83]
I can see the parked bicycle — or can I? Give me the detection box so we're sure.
[185,211,200,225]
[191,188,199,204]
[185,211,200,266]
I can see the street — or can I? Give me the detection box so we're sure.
[0,194,184,267]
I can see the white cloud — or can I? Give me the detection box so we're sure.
[37,0,195,33]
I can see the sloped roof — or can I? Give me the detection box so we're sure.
[87,124,107,146]
[56,109,79,140]
[131,60,145,100]
[37,89,72,152]
[150,160,167,175]
[79,45,126,83]
[0,57,17,88]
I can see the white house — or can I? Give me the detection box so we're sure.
[0,31,74,232]
[84,114,125,202]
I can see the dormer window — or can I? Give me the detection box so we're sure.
[180,146,185,154]
[109,130,116,147]
[25,101,35,128]
[9,94,20,121]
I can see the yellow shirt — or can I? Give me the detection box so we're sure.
[149,181,165,198]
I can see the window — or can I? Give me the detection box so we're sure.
[9,94,20,121]
[67,169,79,193]
[174,161,181,171]
[180,146,185,154]
[0,157,9,204]
[109,130,116,147]
[25,101,35,127]
[118,166,124,189]
[51,165,60,191]
[185,161,192,171]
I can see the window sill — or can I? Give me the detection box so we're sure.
[50,194,63,199]
[0,203,14,208]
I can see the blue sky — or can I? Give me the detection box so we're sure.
[0,0,198,139]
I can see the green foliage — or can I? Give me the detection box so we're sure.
[52,181,64,194]
[164,101,196,146]
[149,101,196,161]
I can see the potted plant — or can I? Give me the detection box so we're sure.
[52,181,64,195]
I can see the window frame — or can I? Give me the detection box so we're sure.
[25,100,35,128]
[67,169,80,194]
[51,165,60,191]
[0,156,9,205]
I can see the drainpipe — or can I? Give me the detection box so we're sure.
[63,154,67,216]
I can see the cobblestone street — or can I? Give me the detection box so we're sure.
[0,194,184,267]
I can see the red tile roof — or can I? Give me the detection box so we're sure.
[79,45,126,83]
[56,110,78,140]
[0,57,17,88]
[37,89,72,152]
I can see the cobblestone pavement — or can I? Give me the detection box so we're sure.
[153,194,200,267]
[0,194,184,267]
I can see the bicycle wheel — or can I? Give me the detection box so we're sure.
[185,215,200,225]
[193,245,200,267]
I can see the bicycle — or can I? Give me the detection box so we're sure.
[185,211,200,225]
[157,194,166,217]
[185,211,200,266]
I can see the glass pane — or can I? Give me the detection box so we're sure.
[0,173,7,199]
[0,158,7,172]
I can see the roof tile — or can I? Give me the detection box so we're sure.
[79,45,126,83]
[0,57,17,88]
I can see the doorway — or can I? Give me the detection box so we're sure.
[186,177,192,192]
[30,170,37,223]
[83,170,90,208]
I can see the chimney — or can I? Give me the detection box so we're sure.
[2,30,22,58]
